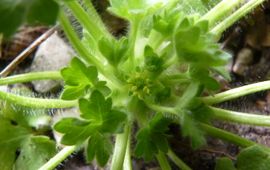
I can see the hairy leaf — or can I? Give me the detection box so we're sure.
[61,57,110,100]
[14,136,56,170]
[135,113,171,160]
[86,133,112,167]
[181,112,206,149]
[0,117,56,170]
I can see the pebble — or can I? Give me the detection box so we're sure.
[28,32,74,93]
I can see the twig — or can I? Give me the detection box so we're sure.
[0,25,58,78]
[199,148,236,160]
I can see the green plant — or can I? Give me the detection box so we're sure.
[0,0,269,169]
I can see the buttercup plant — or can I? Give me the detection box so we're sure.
[0,0,270,169]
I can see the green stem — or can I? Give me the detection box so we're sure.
[201,0,244,28]
[199,123,255,148]
[156,152,171,170]
[147,104,257,148]
[39,146,76,170]
[127,18,141,71]
[211,0,266,37]
[0,71,62,85]
[0,90,77,108]
[82,0,111,39]
[210,107,270,127]
[146,103,178,115]
[58,10,102,67]
[64,0,112,41]
[167,149,192,170]
[202,80,270,105]
[111,124,131,170]
[123,132,132,170]
[59,10,122,88]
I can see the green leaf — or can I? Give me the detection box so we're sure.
[14,136,56,170]
[135,113,171,160]
[135,128,157,161]
[174,17,230,68]
[79,91,112,121]
[177,82,201,108]
[54,117,93,145]
[0,118,30,170]
[56,90,127,141]
[213,66,231,81]
[181,112,206,149]
[61,58,97,86]
[101,110,127,133]
[0,0,27,37]
[86,133,112,167]
[98,37,128,66]
[26,0,58,25]
[0,0,58,37]
[0,148,15,170]
[61,85,86,100]
[152,6,183,36]
[215,157,236,170]
[237,145,270,170]
[0,116,56,170]
[190,101,214,123]
[189,66,220,91]
[144,46,164,73]
[61,58,99,100]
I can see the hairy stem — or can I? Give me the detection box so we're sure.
[39,146,77,170]
[146,103,178,115]
[201,0,244,28]
[156,152,171,170]
[64,0,112,41]
[58,10,101,66]
[111,124,131,170]
[0,71,62,85]
[167,149,191,170]
[202,80,270,105]
[126,18,141,72]
[210,107,270,127]
[59,10,122,88]
[0,90,77,108]
[199,123,255,148]
[82,0,111,39]
[211,0,266,37]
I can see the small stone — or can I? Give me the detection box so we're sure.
[232,48,253,75]
[29,32,74,93]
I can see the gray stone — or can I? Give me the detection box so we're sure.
[29,32,74,93]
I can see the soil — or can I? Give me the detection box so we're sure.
[2,1,270,170]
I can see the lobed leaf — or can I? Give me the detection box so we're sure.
[135,113,171,160]
[86,133,113,167]
[61,58,110,100]
[0,116,56,170]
